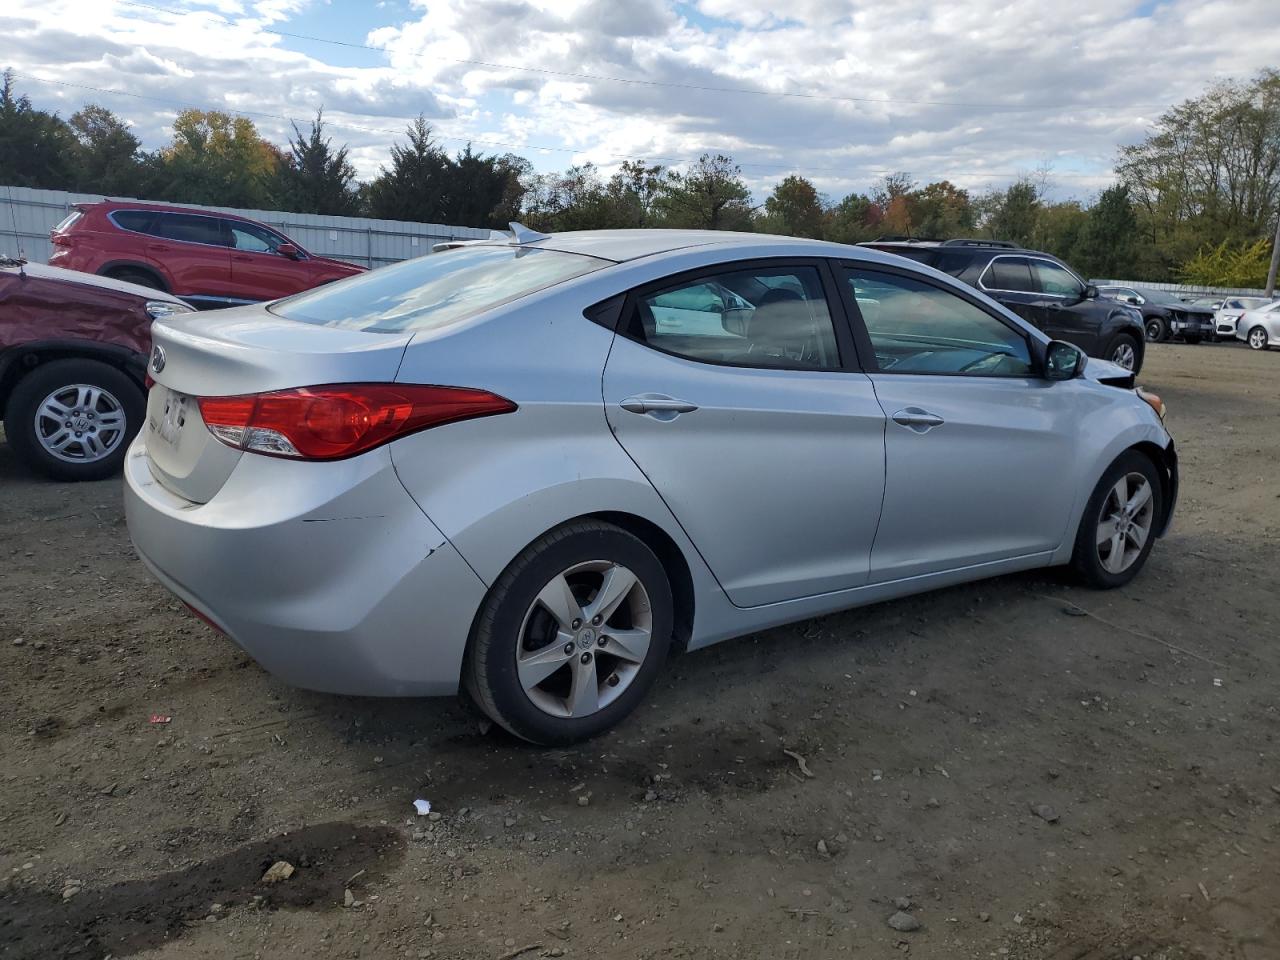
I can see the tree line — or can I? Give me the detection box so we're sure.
[3,68,1277,286]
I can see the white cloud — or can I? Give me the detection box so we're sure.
[3,0,1279,203]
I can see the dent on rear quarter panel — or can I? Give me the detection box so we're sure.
[0,272,151,355]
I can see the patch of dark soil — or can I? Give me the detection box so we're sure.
[0,823,402,960]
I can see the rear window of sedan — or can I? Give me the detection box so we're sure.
[272,245,609,333]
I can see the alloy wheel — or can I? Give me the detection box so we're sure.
[1248,327,1268,350]
[1110,342,1136,369]
[516,560,653,718]
[34,383,128,464]
[1144,320,1163,342]
[1095,473,1155,574]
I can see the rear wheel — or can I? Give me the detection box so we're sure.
[1144,317,1167,342]
[4,359,145,481]
[105,267,163,291]
[1247,326,1269,350]
[465,520,674,745]
[1070,451,1162,589]
[1106,333,1139,370]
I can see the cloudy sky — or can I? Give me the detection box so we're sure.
[3,0,1279,203]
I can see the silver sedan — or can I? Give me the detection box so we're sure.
[125,228,1178,744]
[1235,299,1280,350]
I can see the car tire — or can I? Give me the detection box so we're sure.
[3,359,145,482]
[105,268,163,291]
[1144,317,1167,342]
[1105,333,1139,371]
[1247,326,1269,350]
[465,519,674,745]
[1070,451,1163,590]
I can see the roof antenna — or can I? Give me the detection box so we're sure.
[4,185,27,277]
[508,221,551,245]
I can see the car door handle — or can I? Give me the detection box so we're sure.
[619,394,699,417]
[233,254,253,262]
[891,407,945,433]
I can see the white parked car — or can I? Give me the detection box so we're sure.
[1215,297,1273,339]
[1235,299,1280,350]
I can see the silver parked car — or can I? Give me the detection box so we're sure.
[125,228,1178,744]
[1234,299,1280,350]
[1216,296,1273,339]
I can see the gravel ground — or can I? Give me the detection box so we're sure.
[2,341,1278,960]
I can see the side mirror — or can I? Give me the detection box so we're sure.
[1123,295,1140,305]
[1082,284,1099,300]
[1045,340,1087,380]
[277,242,301,259]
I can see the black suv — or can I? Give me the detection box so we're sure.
[861,239,1147,372]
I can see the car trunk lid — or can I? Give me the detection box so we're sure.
[143,306,414,503]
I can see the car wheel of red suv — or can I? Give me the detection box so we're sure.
[5,359,145,481]
[104,267,164,291]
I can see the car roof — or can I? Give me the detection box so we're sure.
[81,199,265,226]
[470,228,908,266]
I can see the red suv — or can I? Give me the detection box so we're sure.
[48,201,365,308]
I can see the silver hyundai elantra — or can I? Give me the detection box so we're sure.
[124,227,1178,744]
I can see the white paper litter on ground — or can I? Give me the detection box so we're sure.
[413,798,432,816]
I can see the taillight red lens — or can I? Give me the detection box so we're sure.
[50,234,74,246]
[197,384,516,460]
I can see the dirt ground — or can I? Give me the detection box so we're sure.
[2,341,1278,960]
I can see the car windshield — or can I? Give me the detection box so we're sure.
[271,245,609,333]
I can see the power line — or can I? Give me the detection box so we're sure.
[111,0,1168,114]
[11,71,1115,183]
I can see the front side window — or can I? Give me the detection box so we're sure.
[153,213,227,247]
[984,256,1035,292]
[1032,260,1085,298]
[273,244,608,333]
[227,222,282,253]
[846,267,1033,377]
[629,265,841,370]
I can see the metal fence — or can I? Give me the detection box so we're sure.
[1091,278,1272,299]
[0,184,492,268]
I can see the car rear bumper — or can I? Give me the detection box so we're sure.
[123,437,488,696]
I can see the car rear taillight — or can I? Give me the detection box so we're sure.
[197,384,516,460]
[50,234,74,247]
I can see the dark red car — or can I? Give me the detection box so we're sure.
[1,256,194,480]
[48,201,365,307]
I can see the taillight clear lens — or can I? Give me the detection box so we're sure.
[197,384,516,460]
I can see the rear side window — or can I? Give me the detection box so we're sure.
[272,245,608,333]
[984,257,1035,292]
[628,265,841,370]
[53,210,84,233]
[109,210,155,234]
[152,213,227,247]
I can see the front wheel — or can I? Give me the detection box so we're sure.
[1070,451,1163,589]
[1247,326,1269,350]
[465,520,674,745]
[3,359,145,481]
[1106,333,1139,370]
[1144,317,1167,342]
